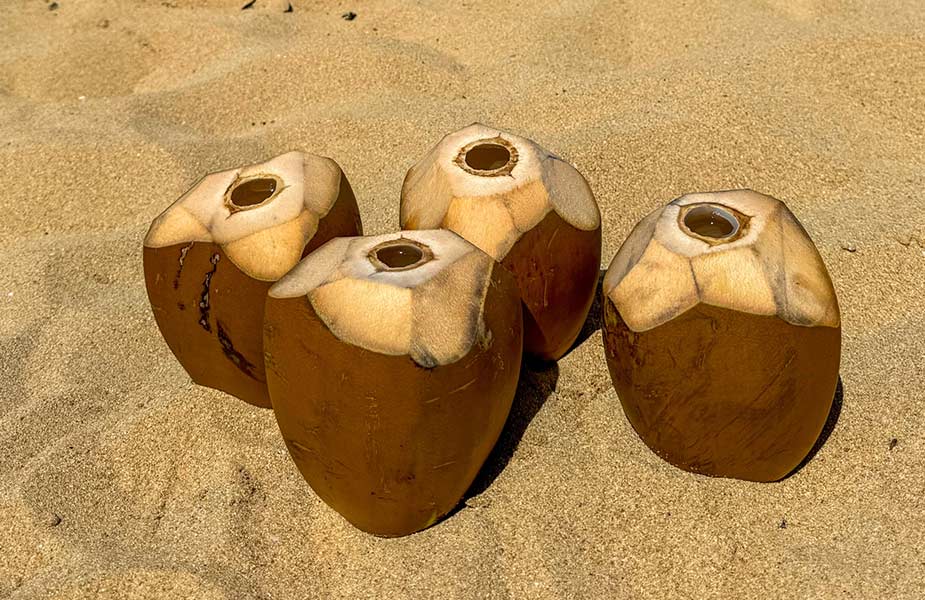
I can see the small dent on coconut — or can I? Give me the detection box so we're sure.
[410,343,439,370]
[476,317,494,351]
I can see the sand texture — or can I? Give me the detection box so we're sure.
[1,0,924,598]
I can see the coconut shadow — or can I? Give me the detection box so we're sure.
[458,270,601,507]
[462,357,560,502]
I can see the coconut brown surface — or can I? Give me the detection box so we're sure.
[603,190,841,481]
[401,123,602,361]
[265,230,523,536]
[2,1,924,598]
[143,151,361,407]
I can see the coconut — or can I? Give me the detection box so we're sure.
[602,189,841,481]
[264,230,523,536]
[400,123,601,361]
[143,151,362,407]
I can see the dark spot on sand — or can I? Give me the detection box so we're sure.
[48,2,59,11]
[779,518,787,529]
[241,0,256,9]
[889,438,898,450]
[342,11,357,20]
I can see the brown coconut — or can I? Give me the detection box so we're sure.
[602,190,841,482]
[400,123,601,361]
[143,151,362,408]
[264,230,523,536]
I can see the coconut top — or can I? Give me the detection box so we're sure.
[269,230,500,368]
[604,189,840,332]
[400,123,601,260]
[144,151,345,281]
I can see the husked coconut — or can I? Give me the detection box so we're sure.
[401,123,601,361]
[602,189,841,481]
[143,151,362,407]
[264,230,523,536]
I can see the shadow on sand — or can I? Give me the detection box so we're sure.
[458,267,839,505]
[462,270,606,502]
[463,356,559,501]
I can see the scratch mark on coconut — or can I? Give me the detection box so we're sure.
[432,461,457,470]
[198,253,220,332]
[547,224,561,250]
[450,377,478,395]
[296,339,323,363]
[688,259,702,298]
[174,242,194,290]
[685,312,720,369]
[713,353,796,439]
[288,440,312,457]
[366,395,383,482]
[424,377,479,404]
[289,440,348,480]
[217,320,261,380]
[262,350,282,381]
[665,346,680,369]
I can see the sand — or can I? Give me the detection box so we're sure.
[1,0,923,598]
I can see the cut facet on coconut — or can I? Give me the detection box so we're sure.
[143,151,362,408]
[604,189,840,332]
[400,123,602,361]
[264,230,523,536]
[602,189,841,482]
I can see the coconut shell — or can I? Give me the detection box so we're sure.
[264,230,523,536]
[400,123,601,361]
[602,190,841,481]
[143,151,361,408]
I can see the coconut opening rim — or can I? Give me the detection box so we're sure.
[679,203,748,244]
[455,137,519,177]
[367,238,435,272]
[224,174,285,213]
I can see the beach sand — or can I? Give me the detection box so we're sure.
[1,0,924,598]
